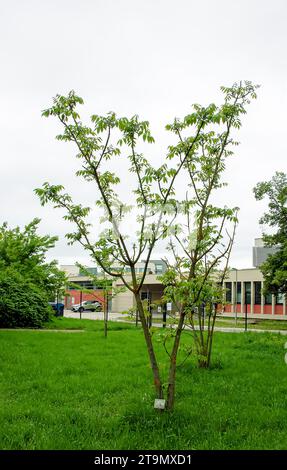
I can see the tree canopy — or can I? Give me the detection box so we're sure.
[0,218,67,301]
[254,172,287,295]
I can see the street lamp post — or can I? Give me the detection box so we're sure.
[80,289,83,320]
[162,303,167,329]
[232,268,238,326]
[245,286,248,332]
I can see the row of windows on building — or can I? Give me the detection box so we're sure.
[67,266,163,290]
[77,264,164,279]
[68,280,112,290]
[121,264,164,274]
[225,281,284,305]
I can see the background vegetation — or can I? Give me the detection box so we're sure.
[0,268,52,328]
[0,219,67,327]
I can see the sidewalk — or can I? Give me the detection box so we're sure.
[195,325,287,335]
[64,310,127,321]
[64,311,287,335]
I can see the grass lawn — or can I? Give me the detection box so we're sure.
[214,317,287,330]
[1,317,287,450]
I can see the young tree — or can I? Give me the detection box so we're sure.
[161,204,238,369]
[158,82,258,408]
[35,81,257,409]
[69,263,123,337]
[253,172,287,295]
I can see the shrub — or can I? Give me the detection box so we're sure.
[0,268,52,328]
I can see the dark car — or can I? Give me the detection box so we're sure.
[49,302,64,317]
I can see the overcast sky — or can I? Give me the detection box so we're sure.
[0,0,286,269]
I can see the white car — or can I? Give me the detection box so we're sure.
[71,300,102,313]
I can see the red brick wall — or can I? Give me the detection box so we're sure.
[65,289,105,308]
[221,303,283,316]
[253,305,262,314]
[275,305,283,315]
[263,305,272,314]
[224,304,232,313]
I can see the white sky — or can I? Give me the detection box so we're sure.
[0,0,286,269]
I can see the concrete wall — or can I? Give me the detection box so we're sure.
[111,274,164,313]
[61,265,80,276]
[252,246,277,268]
[112,290,134,313]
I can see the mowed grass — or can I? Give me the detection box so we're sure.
[44,316,135,332]
[213,317,287,330]
[1,318,287,450]
[123,314,287,331]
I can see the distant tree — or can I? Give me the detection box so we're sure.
[35,81,257,410]
[0,218,67,301]
[68,263,123,337]
[253,172,287,295]
[0,267,52,328]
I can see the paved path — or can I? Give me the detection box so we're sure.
[194,326,287,335]
[64,310,126,321]
[63,311,287,335]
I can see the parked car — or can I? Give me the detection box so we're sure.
[71,300,102,313]
[49,302,64,317]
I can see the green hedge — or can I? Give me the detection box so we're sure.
[0,269,52,328]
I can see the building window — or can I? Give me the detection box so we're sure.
[244,282,251,304]
[69,280,94,290]
[155,264,163,274]
[276,292,284,305]
[225,282,232,303]
[254,281,262,305]
[141,292,151,302]
[79,267,97,276]
[111,267,122,273]
[265,292,272,305]
[236,282,241,304]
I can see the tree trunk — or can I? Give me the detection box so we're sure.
[166,313,185,410]
[197,342,209,368]
[198,355,209,368]
[206,312,217,368]
[134,292,163,399]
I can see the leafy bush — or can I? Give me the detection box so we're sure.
[0,268,52,328]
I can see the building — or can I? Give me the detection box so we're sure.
[61,265,107,309]
[252,237,277,268]
[62,240,286,319]
[222,239,286,319]
[111,260,167,314]
[61,260,167,313]
[222,268,285,319]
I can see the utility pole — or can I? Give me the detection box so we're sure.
[162,303,167,328]
[80,289,83,320]
[244,287,248,332]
